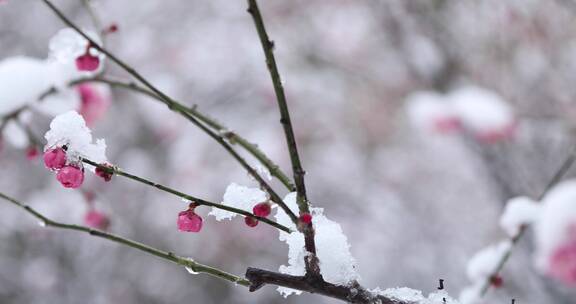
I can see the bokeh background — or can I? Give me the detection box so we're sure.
[2,0,576,303]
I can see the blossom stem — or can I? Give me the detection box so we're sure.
[0,191,250,286]
[81,158,291,233]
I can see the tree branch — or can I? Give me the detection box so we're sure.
[0,191,408,303]
[81,158,291,233]
[0,191,250,286]
[246,0,319,277]
[245,268,405,304]
[479,145,576,296]
[69,77,296,191]
[40,0,299,225]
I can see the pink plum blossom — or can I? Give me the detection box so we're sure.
[95,163,113,182]
[547,229,576,285]
[75,53,100,72]
[43,147,67,170]
[253,202,271,217]
[244,216,258,227]
[84,210,110,230]
[77,84,111,126]
[56,165,84,188]
[177,208,203,232]
[300,213,312,224]
[26,146,39,160]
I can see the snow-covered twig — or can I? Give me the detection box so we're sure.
[40,0,299,224]
[246,0,320,278]
[78,158,292,233]
[478,145,576,296]
[0,191,251,286]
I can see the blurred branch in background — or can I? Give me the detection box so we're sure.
[0,192,251,286]
[479,145,576,296]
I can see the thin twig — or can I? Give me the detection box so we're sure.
[81,158,291,233]
[246,0,319,276]
[479,145,576,296]
[41,0,298,224]
[69,77,295,191]
[0,191,250,286]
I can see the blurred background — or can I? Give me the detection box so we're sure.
[1,0,576,303]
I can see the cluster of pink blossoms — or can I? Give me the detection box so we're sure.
[176,200,312,233]
[43,147,84,188]
[243,202,313,229]
[43,146,112,188]
[244,201,272,227]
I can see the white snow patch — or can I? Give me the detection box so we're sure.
[0,56,53,116]
[458,284,482,304]
[44,111,107,171]
[500,196,541,236]
[405,91,457,132]
[209,183,267,221]
[448,86,514,134]
[49,28,103,68]
[466,240,511,283]
[33,88,80,117]
[374,287,460,303]
[376,287,424,302]
[275,192,360,297]
[3,120,28,148]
